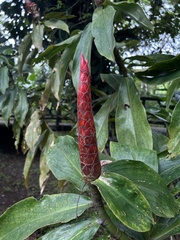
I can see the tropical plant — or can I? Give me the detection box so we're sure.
[0,0,179,239]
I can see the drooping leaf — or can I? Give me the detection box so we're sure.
[44,19,69,33]
[100,73,123,90]
[51,37,78,100]
[152,130,169,154]
[32,23,44,51]
[93,172,153,232]
[14,89,29,127]
[12,120,21,150]
[150,214,180,240]
[110,141,158,171]
[25,110,41,150]
[0,194,92,240]
[72,23,93,90]
[18,33,32,73]
[34,34,80,63]
[47,135,86,191]
[2,89,16,126]
[109,1,154,31]
[0,66,9,94]
[166,78,180,110]
[168,101,180,158]
[94,93,118,152]
[115,77,153,150]
[103,160,178,217]
[92,5,115,62]
[38,217,100,240]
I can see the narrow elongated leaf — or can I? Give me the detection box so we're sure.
[109,1,153,31]
[2,89,16,126]
[32,23,44,51]
[14,89,28,127]
[103,160,178,217]
[94,93,117,151]
[51,37,78,100]
[47,135,85,191]
[34,34,80,63]
[168,101,180,158]
[0,194,92,240]
[25,110,41,150]
[92,5,115,62]
[0,66,9,94]
[150,214,180,240]
[72,23,93,90]
[152,130,169,154]
[115,77,153,149]
[166,79,180,110]
[44,19,69,33]
[93,172,153,232]
[39,217,100,240]
[110,141,158,171]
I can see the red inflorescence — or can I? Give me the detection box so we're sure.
[77,54,101,182]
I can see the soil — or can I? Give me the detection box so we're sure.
[0,124,58,215]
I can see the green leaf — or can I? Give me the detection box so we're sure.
[34,34,80,63]
[72,23,93,90]
[110,141,158,171]
[2,89,16,126]
[93,172,153,232]
[152,130,169,154]
[32,23,44,51]
[94,93,118,152]
[44,19,69,33]
[168,101,180,158]
[25,110,41,150]
[103,160,178,217]
[14,89,29,127]
[166,79,180,110]
[0,194,92,240]
[47,135,85,191]
[0,66,9,94]
[51,37,78,100]
[38,217,100,240]
[109,1,154,31]
[92,5,115,62]
[115,77,153,150]
[100,73,123,90]
[150,214,180,240]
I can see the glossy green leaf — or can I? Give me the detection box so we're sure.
[93,172,153,232]
[168,101,180,158]
[72,23,93,90]
[2,89,16,126]
[115,77,153,150]
[152,130,169,154]
[109,1,154,31]
[32,23,44,51]
[136,69,180,85]
[150,214,180,240]
[92,6,115,62]
[47,135,85,191]
[51,37,78,100]
[44,19,69,33]
[0,194,92,240]
[166,79,180,110]
[94,93,118,152]
[25,110,41,150]
[0,66,9,94]
[38,217,100,240]
[100,73,123,90]
[103,160,178,217]
[110,141,158,171]
[34,34,80,63]
[14,89,28,127]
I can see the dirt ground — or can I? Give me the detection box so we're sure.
[0,125,58,216]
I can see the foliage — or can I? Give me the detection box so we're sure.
[0,0,180,239]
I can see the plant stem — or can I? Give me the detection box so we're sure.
[114,47,128,77]
[87,183,131,240]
